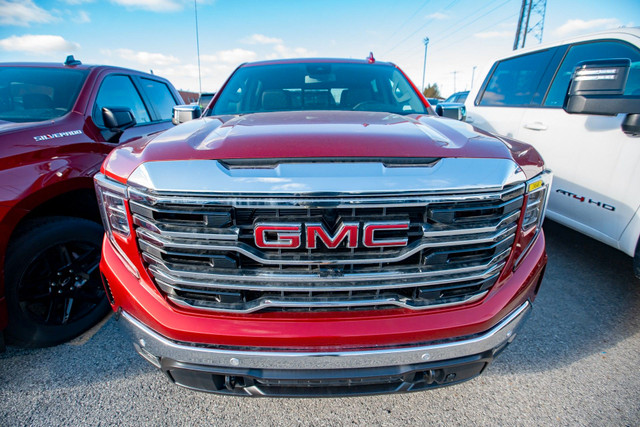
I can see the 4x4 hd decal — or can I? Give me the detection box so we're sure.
[556,189,615,211]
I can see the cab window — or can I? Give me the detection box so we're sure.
[478,49,555,107]
[93,75,150,127]
[544,41,640,107]
[140,78,178,121]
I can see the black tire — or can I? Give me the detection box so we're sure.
[5,217,109,347]
[634,238,640,279]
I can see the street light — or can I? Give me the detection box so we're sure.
[194,0,202,95]
[421,37,429,93]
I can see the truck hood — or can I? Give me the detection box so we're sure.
[103,111,544,182]
[0,119,51,134]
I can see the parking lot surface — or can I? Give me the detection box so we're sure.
[1,220,639,426]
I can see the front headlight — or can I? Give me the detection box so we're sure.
[94,173,139,278]
[95,173,130,240]
[513,170,552,269]
[522,171,552,232]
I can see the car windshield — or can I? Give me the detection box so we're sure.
[0,67,88,123]
[211,62,428,116]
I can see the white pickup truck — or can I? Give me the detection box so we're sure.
[465,28,640,277]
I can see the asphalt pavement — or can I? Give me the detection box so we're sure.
[1,220,639,426]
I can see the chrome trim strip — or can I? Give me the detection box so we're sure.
[128,185,525,209]
[95,172,129,197]
[127,158,526,197]
[136,227,516,266]
[119,301,531,370]
[132,214,240,241]
[142,248,510,283]
[149,263,503,292]
[166,291,489,314]
[422,210,520,237]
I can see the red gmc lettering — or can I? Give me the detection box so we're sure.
[254,224,301,249]
[363,222,410,248]
[305,222,359,249]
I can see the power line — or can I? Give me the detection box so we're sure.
[430,10,519,54]
[390,0,514,63]
[430,0,515,48]
[382,0,461,56]
[386,0,432,43]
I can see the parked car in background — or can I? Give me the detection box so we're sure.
[0,56,183,348]
[444,91,469,104]
[465,28,640,277]
[198,92,216,110]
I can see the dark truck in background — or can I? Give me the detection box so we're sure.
[0,57,182,348]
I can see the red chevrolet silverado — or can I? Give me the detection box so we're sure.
[96,57,551,396]
[0,57,182,348]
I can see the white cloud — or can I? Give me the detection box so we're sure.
[474,30,512,39]
[267,44,316,59]
[554,18,621,37]
[152,63,232,92]
[62,0,94,3]
[0,0,55,26]
[427,12,448,20]
[73,10,91,23]
[114,48,180,66]
[0,34,79,54]
[242,34,283,45]
[110,0,185,12]
[201,48,257,64]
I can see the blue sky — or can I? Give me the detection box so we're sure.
[1,0,639,96]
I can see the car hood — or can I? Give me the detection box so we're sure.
[103,110,543,182]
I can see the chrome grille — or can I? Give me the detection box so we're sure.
[129,184,524,313]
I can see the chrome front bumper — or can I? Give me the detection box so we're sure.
[119,301,531,372]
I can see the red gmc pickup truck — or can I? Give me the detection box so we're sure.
[0,57,182,348]
[96,57,551,396]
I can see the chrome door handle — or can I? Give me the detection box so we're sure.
[524,122,547,131]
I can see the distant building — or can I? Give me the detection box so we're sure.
[179,90,198,104]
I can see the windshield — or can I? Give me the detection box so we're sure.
[0,67,88,123]
[211,62,428,116]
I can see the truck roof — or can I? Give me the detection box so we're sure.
[241,57,395,67]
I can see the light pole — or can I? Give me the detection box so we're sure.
[451,70,460,93]
[421,37,429,93]
[471,65,477,89]
[194,0,202,95]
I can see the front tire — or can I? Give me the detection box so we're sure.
[5,217,109,347]
[634,238,640,279]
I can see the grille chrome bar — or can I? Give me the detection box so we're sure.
[166,291,489,314]
[142,247,509,285]
[133,214,240,241]
[148,259,506,292]
[129,186,524,209]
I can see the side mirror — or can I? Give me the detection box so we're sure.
[436,104,466,121]
[102,107,136,143]
[172,105,202,125]
[563,59,639,116]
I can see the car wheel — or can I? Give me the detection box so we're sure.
[4,217,109,347]
[634,238,640,279]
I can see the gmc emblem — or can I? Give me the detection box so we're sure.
[254,221,410,249]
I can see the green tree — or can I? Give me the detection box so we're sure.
[422,83,442,99]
